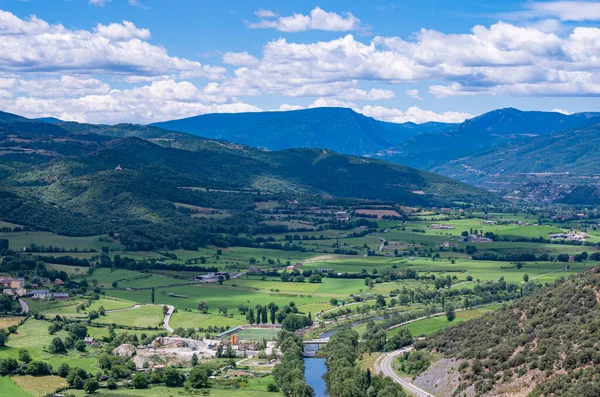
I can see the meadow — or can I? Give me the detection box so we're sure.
[1,319,99,372]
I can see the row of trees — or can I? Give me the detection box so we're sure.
[272,331,314,396]
[323,328,406,396]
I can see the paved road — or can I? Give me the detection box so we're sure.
[18,299,29,314]
[163,305,175,332]
[105,304,140,313]
[377,347,435,397]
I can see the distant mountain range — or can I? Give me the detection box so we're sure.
[5,105,600,205]
[151,107,453,155]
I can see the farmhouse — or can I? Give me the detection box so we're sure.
[28,289,50,299]
[549,230,588,241]
[247,267,262,275]
[54,279,64,286]
[430,224,455,230]
[0,277,25,289]
[467,235,493,243]
[335,211,350,221]
[53,293,69,299]
[316,268,334,274]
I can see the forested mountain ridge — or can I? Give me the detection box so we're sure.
[151,107,454,154]
[433,123,600,182]
[0,110,498,251]
[414,267,600,396]
[378,108,600,170]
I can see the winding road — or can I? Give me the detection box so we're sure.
[163,305,174,333]
[18,299,29,314]
[376,347,435,397]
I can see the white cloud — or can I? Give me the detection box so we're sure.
[255,9,278,18]
[303,99,472,124]
[552,108,574,114]
[359,105,472,124]
[16,76,110,98]
[89,0,110,6]
[0,79,261,124]
[95,21,151,41]
[0,10,223,79]
[406,89,422,100]
[278,104,303,111]
[227,22,600,98]
[511,1,600,22]
[222,52,259,67]
[247,6,361,32]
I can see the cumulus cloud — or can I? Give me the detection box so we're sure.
[255,9,278,18]
[0,10,223,78]
[0,79,261,124]
[301,99,472,124]
[222,52,259,67]
[247,6,361,32]
[95,21,151,41]
[359,105,473,124]
[225,22,600,98]
[406,89,422,100]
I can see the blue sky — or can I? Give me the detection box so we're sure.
[0,0,599,123]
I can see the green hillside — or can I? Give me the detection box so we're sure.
[414,267,600,396]
[379,108,600,170]
[0,110,499,251]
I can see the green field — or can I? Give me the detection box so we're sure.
[169,310,244,329]
[0,319,98,372]
[0,231,122,251]
[93,304,164,328]
[236,327,281,341]
[388,305,503,338]
[0,377,33,397]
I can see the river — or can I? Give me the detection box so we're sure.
[304,358,328,397]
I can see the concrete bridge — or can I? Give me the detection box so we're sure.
[302,338,330,344]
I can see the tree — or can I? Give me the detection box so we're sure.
[48,337,67,354]
[269,303,278,324]
[238,304,249,314]
[75,340,87,352]
[247,308,256,324]
[163,366,184,387]
[330,298,338,306]
[57,363,70,378]
[376,295,387,308]
[523,274,529,283]
[282,314,310,331]
[163,305,169,315]
[84,378,100,394]
[217,305,228,316]
[186,364,212,389]
[191,353,198,367]
[67,323,88,340]
[132,373,149,389]
[18,349,31,363]
[445,304,456,322]
[0,329,9,347]
[309,273,322,283]
[267,383,279,392]
[197,301,209,314]
[151,287,155,304]
[107,377,117,389]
